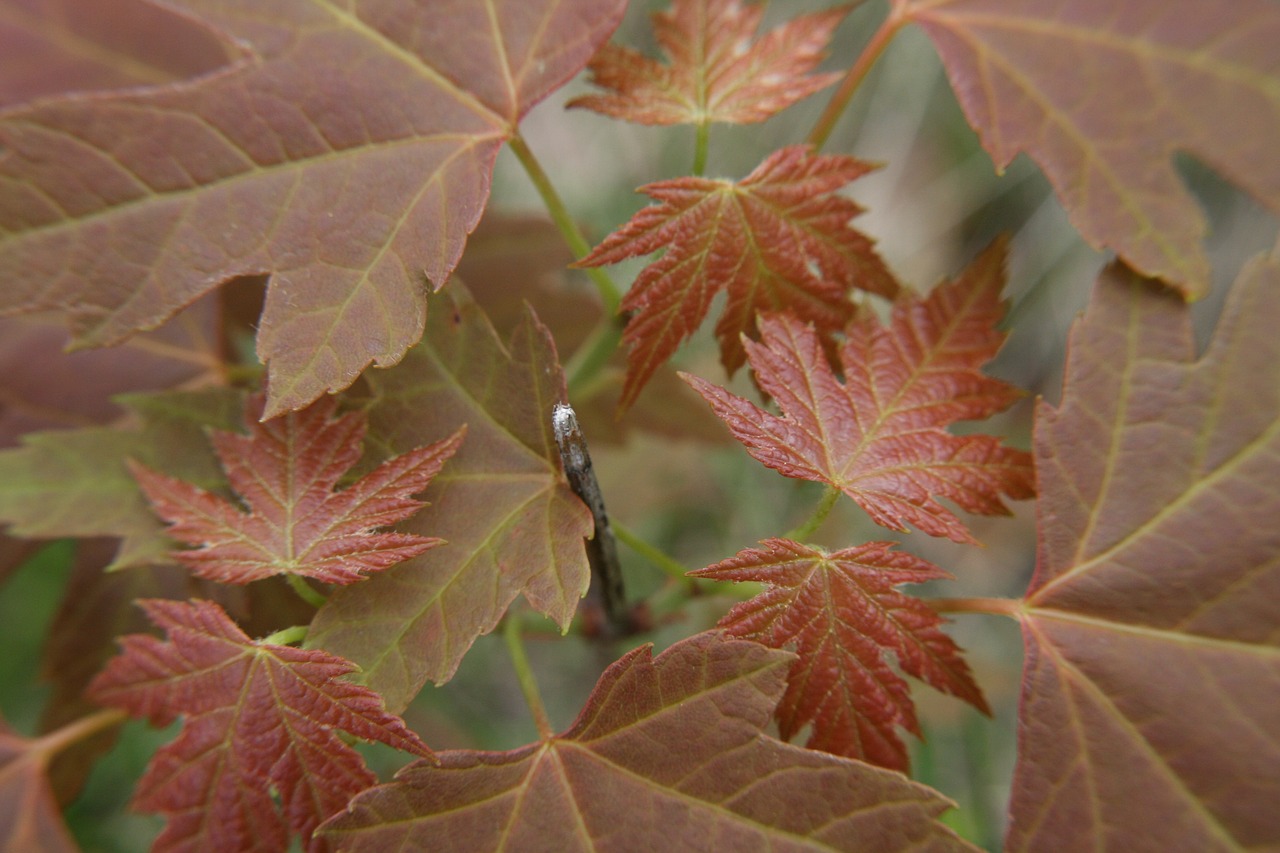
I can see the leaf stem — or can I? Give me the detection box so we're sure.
[613,521,694,589]
[284,573,327,608]
[262,625,309,646]
[928,597,1023,618]
[503,611,554,739]
[807,8,909,151]
[507,132,623,314]
[783,486,841,542]
[566,315,626,400]
[34,708,129,758]
[692,122,710,176]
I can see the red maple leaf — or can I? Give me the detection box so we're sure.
[129,394,464,584]
[683,237,1034,544]
[578,145,898,409]
[568,0,846,125]
[87,598,432,853]
[692,538,988,771]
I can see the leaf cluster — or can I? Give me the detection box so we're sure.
[1,0,1278,851]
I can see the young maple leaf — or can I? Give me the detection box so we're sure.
[87,598,432,853]
[691,538,988,770]
[568,0,847,125]
[683,237,1034,544]
[578,145,899,410]
[129,394,465,585]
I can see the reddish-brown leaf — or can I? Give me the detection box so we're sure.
[306,288,592,709]
[578,145,898,409]
[130,393,463,585]
[0,0,626,417]
[899,0,1280,297]
[320,632,972,851]
[1008,251,1280,851]
[88,598,432,853]
[568,0,846,125]
[692,538,988,771]
[0,716,79,853]
[0,0,231,108]
[684,238,1033,544]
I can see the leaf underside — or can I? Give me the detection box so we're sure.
[1009,248,1280,851]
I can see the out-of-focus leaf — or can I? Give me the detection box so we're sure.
[0,0,627,417]
[0,296,226,448]
[130,394,464,585]
[0,716,79,853]
[320,632,972,852]
[684,238,1033,544]
[307,288,592,710]
[1009,249,1280,851]
[569,0,846,125]
[899,0,1280,296]
[88,599,432,853]
[0,389,244,568]
[0,0,231,107]
[579,145,898,409]
[693,538,988,771]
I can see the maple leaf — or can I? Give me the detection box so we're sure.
[692,538,988,771]
[307,288,592,709]
[0,716,80,853]
[0,0,627,417]
[0,388,246,568]
[0,0,231,108]
[897,0,1280,297]
[320,632,972,851]
[129,393,464,585]
[88,598,432,853]
[1007,250,1280,851]
[578,145,899,409]
[568,0,846,126]
[683,238,1033,544]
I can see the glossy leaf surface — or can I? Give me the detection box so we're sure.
[0,0,626,416]
[580,145,897,409]
[321,632,971,852]
[89,599,432,853]
[684,238,1033,544]
[307,289,592,709]
[130,394,464,585]
[1010,250,1280,850]
[901,0,1280,296]
[693,538,988,771]
[569,0,845,125]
